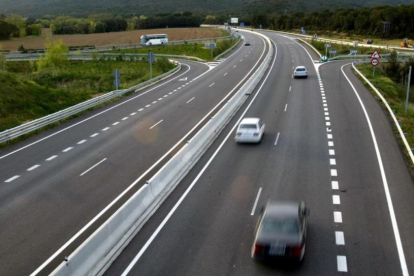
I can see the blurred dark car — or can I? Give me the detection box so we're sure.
[252,201,309,262]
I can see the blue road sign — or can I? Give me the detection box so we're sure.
[329,50,337,54]
[240,22,245,27]
[350,50,358,54]
[148,51,154,65]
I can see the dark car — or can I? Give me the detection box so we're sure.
[244,41,251,46]
[252,201,308,262]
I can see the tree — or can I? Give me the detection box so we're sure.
[37,37,69,72]
[0,20,19,40]
[5,14,26,37]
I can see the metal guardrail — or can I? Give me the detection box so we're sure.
[0,62,181,144]
[329,52,414,61]
[3,36,234,55]
[5,52,205,62]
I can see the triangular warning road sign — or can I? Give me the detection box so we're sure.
[371,50,381,59]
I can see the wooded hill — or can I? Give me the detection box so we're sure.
[0,0,411,18]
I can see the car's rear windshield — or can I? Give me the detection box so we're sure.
[240,124,257,129]
[296,68,306,71]
[262,218,299,235]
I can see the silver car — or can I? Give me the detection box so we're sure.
[235,118,265,143]
[293,66,308,78]
[252,201,309,262]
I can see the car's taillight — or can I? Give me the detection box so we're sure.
[291,245,303,258]
[254,243,266,255]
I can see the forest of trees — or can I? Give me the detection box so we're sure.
[266,5,414,38]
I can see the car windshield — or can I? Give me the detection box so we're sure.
[261,217,299,235]
[240,124,257,129]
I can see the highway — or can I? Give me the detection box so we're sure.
[0,32,268,275]
[105,31,414,276]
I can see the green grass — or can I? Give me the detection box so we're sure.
[356,63,414,148]
[0,58,175,132]
[110,39,239,61]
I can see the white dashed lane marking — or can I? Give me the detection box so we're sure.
[113,122,120,125]
[224,73,228,76]
[149,120,163,130]
[186,97,195,104]
[90,133,99,138]
[209,83,215,87]
[46,155,58,161]
[77,140,87,145]
[333,195,341,205]
[27,165,40,171]
[122,117,128,121]
[138,108,144,112]
[62,147,73,152]
[331,169,338,176]
[328,141,334,147]
[337,256,348,272]
[330,159,336,165]
[130,112,137,116]
[5,175,20,183]
[329,149,335,155]
[80,158,107,177]
[332,181,339,190]
[336,232,345,245]
[334,211,343,223]
[274,132,280,146]
[145,104,151,107]
[102,127,110,131]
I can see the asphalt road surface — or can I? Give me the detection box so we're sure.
[105,31,414,276]
[0,31,269,275]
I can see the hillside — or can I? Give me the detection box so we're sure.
[0,0,411,18]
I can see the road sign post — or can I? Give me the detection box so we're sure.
[370,50,381,78]
[148,51,154,79]
[325,44,331,57]
[113,69,120,90]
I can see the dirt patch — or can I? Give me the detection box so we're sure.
[0,27,227,51]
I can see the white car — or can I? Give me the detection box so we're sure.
[235,118,265,143]
[293,66,308,78]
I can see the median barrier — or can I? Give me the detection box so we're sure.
[50,31,273,276]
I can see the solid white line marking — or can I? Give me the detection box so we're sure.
[113,122,120,125]
[251,187,262,215]
[186,97,195,104]
[224,72,228,76]
[328,134,333,139]
[289,86,291,92]
[120,36,276,276]
[332,181,339,190]
[80,158,107,176]
[331,169,338,176]
[336,232,345,245]
[90,133,99,138]
[102,127,110,131]
[274,132,280,146]
[149,120,163,130]
[27,165,40,171]
[130,112,137,116]
[138,108,144,112]
[333,195,341,205]
[46,155,58,161]
[337,256,348,272]
[5,175,20,183]
[62,147,73,152]
[145,104,151,107]
[77,140,87,145]
[342,64,409,276]
[329,149,335,155]
[334,211,343,223]
[209,83,215,87]
[330,159,336,165]
[284,104,288,112]
[328,141,334,147]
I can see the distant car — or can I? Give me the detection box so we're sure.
[245,41,251,46]
[235,118,265,143]
[252,201,308,262]
[293,66,308,78]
